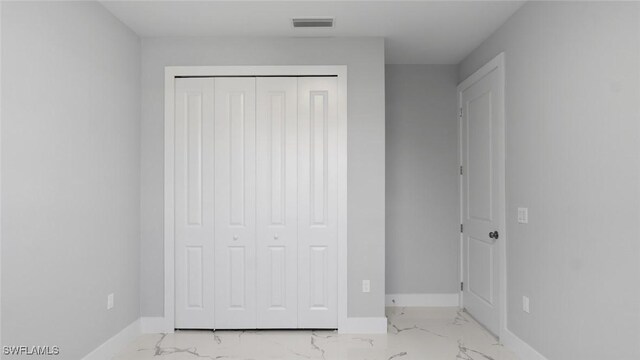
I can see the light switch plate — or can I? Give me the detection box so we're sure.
[522,296,530,313]
[517,207,528,224]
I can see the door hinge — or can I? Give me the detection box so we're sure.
[461,282,464,291]
[460,165,463,175]
[459,108,463,118]
[460,224,463,233]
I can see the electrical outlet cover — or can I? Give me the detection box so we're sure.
[107,293,114,310]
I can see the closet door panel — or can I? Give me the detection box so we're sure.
[214,77,257,329]
[175,78,215,328]
[256,78,298,328]
[297,77,338,328]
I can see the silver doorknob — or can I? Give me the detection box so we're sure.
[233,235,239,241]
[274,234,279,239]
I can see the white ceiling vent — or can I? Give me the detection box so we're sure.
[292,18,334,29]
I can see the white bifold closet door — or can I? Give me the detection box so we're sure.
[174,78,216,329]
[174,76,338,330]
[214,78,258,329]
[296,77,338,328]
[256,78,299,328]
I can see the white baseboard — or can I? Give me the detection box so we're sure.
[81,319,140,360]
[385,293,460,307]
[140,317,173,333]
[501,327,549,360]
[338,317,388,334]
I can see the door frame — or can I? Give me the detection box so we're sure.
[163,65,348,332]
[457,53,506,339]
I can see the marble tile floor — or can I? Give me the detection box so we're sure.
[114,307,519,360]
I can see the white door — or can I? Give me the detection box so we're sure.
[173,75,339,330]
[297,77,338,328]
[460,64,504,336]
[256,78,299,328]
[214,77,257,329]
[174,78,215,328]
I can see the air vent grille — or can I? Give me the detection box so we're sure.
[292,18,334,28]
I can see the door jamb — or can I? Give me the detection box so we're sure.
[456,53,506,340]
[0,2,3,349]
[163,65,348,332]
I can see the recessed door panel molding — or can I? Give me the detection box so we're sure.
[229,92,247,226]
[215,77,257,329]
[309,246,328,309]
[460,54,505,337]
[268,246,286,308]
[467,238,493,305]
[229,247,247,308]
[467,90,493,222]
[187,93,204,225]
[175,78,215,329]
[256,78,299,328]
[268,92,286,225]
[298,77,338,328]
[186,246,204,309]
[310,91,329,226]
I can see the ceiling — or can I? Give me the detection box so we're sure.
[101,1,525,64]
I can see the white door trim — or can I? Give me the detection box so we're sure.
[457,53,506,339]
[164,65,348,332]
[0,1,4,349]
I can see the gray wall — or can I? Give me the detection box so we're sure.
[385,65,459,295]
[1,2,141,359]
[140,37,386,318]
[459,2,640,359]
